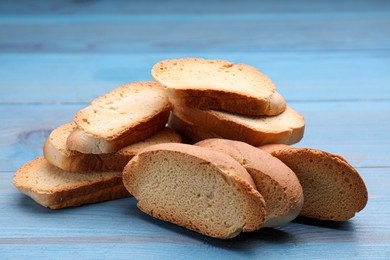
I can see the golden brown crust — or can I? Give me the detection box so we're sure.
[74,82,171,140]
[13,157,130,209]
[135,143,258,189]
[44,136,130,173]
[123,143,266,239]
[68,81,172,154]
[168,113,221,144]
[44,124,181,172]
[165,89,286,116]
[196,139,304,227]
[267,148,368,221]
[152,58,286,116]
[67,108,171,154]
[169,106,304,146]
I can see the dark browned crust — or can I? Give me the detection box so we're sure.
[167,89,285,116]
[169,108,304,146]
[123,143,266,239]
[196,138,304,227]
[13,157,131,210]
[44,137,132,172]
[67,107,171,154]
[269,148,368,221]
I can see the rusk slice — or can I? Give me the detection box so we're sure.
[44,123,181,172]
[168,113,221,144]
[152,58,286,116]
[169,105,305,146]
[259,145,368,221]
[68,82,171,154]
[196,139,304,227]
[123,143,266,239]
[13,157,130,209]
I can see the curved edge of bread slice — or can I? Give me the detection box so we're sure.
[259,145,368,221]
[196,139,304,227]
[13,157,130,209]
[169,105,305,146]
[152,58,286,116]
[67,82,172,154]
[122,143,266,239]
[44,122,181,172]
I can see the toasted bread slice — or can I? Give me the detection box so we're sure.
[259,145,368,221]
[13,157,130,209]
[152,58,286,116]
[123,143,266,239]
[68,82,171,154]
[44,122,181,172]
[168,113,221,144]
[169,105,305,146]
[196,139,304,227]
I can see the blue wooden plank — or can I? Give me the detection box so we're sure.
[1,0,389,15]
[1,243,389,259]
[293,101,390,168]
[0,104,81,172]
[1,244,390,259]
[0,52,389,103]
[0,101,388,172]
[1,12,390,23]
[0,168,388,258]
[0,0,389,258]
[1,15,389,53]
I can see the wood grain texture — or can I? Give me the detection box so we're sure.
[1,168,388,258]
[1,0,389,258]
[1,1,389,54]
[1,101,388,172]
[1,14,389,53]
[0,52,389,103]
[1,0,389,15]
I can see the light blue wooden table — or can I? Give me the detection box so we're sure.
[1,0,389,259]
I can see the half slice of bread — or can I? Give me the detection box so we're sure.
[68,82,171,154]
[259,145,368,221]
[196,139,304,227]
[13,157,130,209]
[169,105,305,146]
[44,122,181,172]
[123,143,266,239]
[152,58,286,116]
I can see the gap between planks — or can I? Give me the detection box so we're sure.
[1,12,390,23]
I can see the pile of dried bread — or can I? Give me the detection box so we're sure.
[14,58,368,239]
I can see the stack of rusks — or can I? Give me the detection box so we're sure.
[14,58,368,239]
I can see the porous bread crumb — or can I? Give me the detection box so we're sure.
[123,143,266,239]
